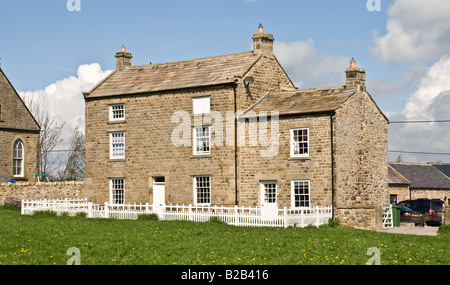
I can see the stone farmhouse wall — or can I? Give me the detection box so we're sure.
[333,91,389,230]
[85,85,238,205]
[0,182,85,205]
[238,113,333,208]
[84,53,294,206]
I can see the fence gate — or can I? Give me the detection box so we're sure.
[382,205,393,229]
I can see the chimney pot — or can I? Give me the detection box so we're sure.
[350,57,356,68]
[258,23,264,33]
[115,46,133,69]
[345,58,366,91]
[253,24,274,56]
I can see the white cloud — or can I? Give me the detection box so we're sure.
[402,55,450,119]
[19,63,113,142]
[371,0,450,64]
[387,56,450,162]
[274,40,350,89]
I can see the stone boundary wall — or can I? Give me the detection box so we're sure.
[0,182,86,205]
[444,204,450,225]
[335,206,383,230]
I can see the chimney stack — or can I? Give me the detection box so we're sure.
[345,58,366,91]
[253,24,274,56]
[115,45,133,69]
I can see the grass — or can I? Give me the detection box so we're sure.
[0,205,449,265]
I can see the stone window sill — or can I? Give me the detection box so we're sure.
[108,120,126,125]
[108,159,126,162]
[288,156,311,161]
[191,155,212,159]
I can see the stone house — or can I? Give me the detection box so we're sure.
[83,26,389,229]
[389,162,450,205]
[0,68,40,182]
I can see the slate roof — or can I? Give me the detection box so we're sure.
[84,51,260,98]
[432,164,450,179]
[389,163,450,190]
[240,86,356,118]
[388,165,410,186]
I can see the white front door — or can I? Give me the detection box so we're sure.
[260,181,278,221]
[153,177,165,210]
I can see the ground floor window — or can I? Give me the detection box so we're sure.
[13,139,24,177]
[261,181,277,207]
[194,175,211,205]
[291,180,310,208]
[110,178,125,204]
[390,195,398,205]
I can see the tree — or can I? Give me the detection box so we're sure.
[21,93,65,180]
[59,127,85,181]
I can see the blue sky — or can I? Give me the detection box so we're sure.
[1,0,450,163]
[1,0,387,89]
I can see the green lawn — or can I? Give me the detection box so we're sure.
[0,205,449,265]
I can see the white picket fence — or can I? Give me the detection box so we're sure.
[20,198,333,228]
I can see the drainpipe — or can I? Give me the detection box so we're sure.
[233,84,239,205]
[330,112,336,220]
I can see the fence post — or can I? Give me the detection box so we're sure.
[21,200,25,215]
[301,208,304,228]
[105,202,109,219]
[189,204,193,221]
[234,205,238,226]
[315,206,320,228]
[87,202,93,218]
[145,203,150,214]
[283,207,288,228]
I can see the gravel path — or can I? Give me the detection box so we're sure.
[378,225,440,236]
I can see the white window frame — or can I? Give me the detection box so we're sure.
[193,96,210,115]
[13,139,24,178]
[109,104,125,121]
[260,181,277,207]
[291,180,310,208]
[194,175,211,205]
[110,132,125,159]
[193,126,211,155]
[290,128,309,158]
[110,178,125,204]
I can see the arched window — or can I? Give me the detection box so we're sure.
[13,139,24,177]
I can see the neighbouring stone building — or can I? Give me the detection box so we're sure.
[0,68,40,182]
[389,162,450,204]
[83,26,389,229]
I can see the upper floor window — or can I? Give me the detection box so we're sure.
[193,126,210,155]
[13,139,24,177]
[110,104,125,121]
[110,132,125,159]
[290,128,309,158]
[193,96,210,115]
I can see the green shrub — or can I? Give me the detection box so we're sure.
[137,213,159,221]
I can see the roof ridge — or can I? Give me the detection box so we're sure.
[124,51,255,69]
